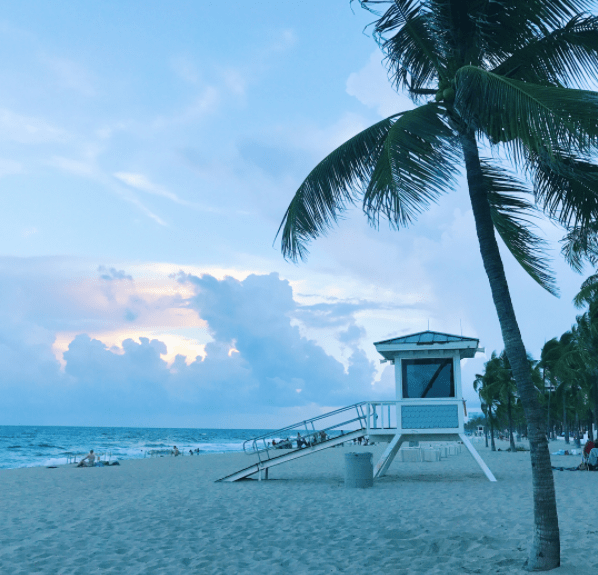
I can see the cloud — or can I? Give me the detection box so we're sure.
[346,51,415,117]
[152,86,220,129]
[0,108,67,144]
[98,266,133,282]
[0,262,380,425]
[338,323,366,344]
[180,272,378,407]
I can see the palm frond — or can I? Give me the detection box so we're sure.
[530,151,598,228]
[277,114,400,261]
[481,161,558,295]
[573,273,598,307]
[492,15,598,88]
[560,221,598,272]
[361,0,446,94]
[384,11,446,95]
[455,66,598,159]
[362,103,460,228]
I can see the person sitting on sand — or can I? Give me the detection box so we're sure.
[77,450,95,467]
[172,446,180,456]
[297,433,305,449]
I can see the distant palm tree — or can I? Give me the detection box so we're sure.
[539,337,563,440]
[569,307,598,439]
[475,351,519,451]
[474,358,501,451]
[278,1,598,569]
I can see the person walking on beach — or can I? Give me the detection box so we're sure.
[172,446,180,456]
[77,450,95,467]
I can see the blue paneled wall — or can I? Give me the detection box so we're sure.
[401,405,459,429]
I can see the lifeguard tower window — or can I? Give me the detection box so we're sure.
[402,358,455,398]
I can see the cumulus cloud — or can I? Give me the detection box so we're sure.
[180,272,378,407]
[338,323,366,345]
[0,264,379,425]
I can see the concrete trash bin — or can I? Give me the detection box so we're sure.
[344,452,373,488]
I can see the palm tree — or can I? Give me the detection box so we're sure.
[278,2,598,569]
[474,355,502,451]
[539,338,562,440]
[477,351,519,451]
[570,306,598,439]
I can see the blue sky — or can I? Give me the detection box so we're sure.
[0,1,589,427]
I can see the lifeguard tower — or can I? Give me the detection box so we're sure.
[217,330,496,482]
[369,330,496,481]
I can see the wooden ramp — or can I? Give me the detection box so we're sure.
[216,429,366,482]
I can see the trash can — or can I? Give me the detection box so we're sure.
[344,452,373,488]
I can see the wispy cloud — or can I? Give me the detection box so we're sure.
[0,108,68,144]
[114,171,220,213]
[152,86,220,129]
[114,172,188,205]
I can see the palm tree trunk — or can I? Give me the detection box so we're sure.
[593,373,598,440]
[563,396,569,444]
[546,382,552,440]
[508,393,517,451]
[460,130,560,570]
[490,415,496,451]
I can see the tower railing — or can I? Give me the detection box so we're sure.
[366,401,398,433]
[243,402,369,463]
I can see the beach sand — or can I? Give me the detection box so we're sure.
[0,440,596,574]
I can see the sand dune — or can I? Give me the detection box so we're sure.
[0,440,595,574]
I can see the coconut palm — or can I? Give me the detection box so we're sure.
[474,353,503,451]
[570,305,598,438]
[478,351,519,451]
[540,337,564,440]
[278,1,598,569]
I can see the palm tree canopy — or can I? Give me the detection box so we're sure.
[278,0,598,297]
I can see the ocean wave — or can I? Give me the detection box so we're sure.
[0,427,264,469]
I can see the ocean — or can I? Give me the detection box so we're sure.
[0,426,273,469]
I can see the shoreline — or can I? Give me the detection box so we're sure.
[1,435,589,470]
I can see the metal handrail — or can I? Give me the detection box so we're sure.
[243,402,369,461]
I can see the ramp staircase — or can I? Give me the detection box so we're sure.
[216,403,368,482]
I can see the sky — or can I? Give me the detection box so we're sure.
[0,1,591,428]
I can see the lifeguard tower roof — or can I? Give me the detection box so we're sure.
[374,330,481,360]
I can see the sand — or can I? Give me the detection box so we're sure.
[0,440,596,575]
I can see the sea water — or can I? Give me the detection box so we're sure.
[0,426,273,469]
